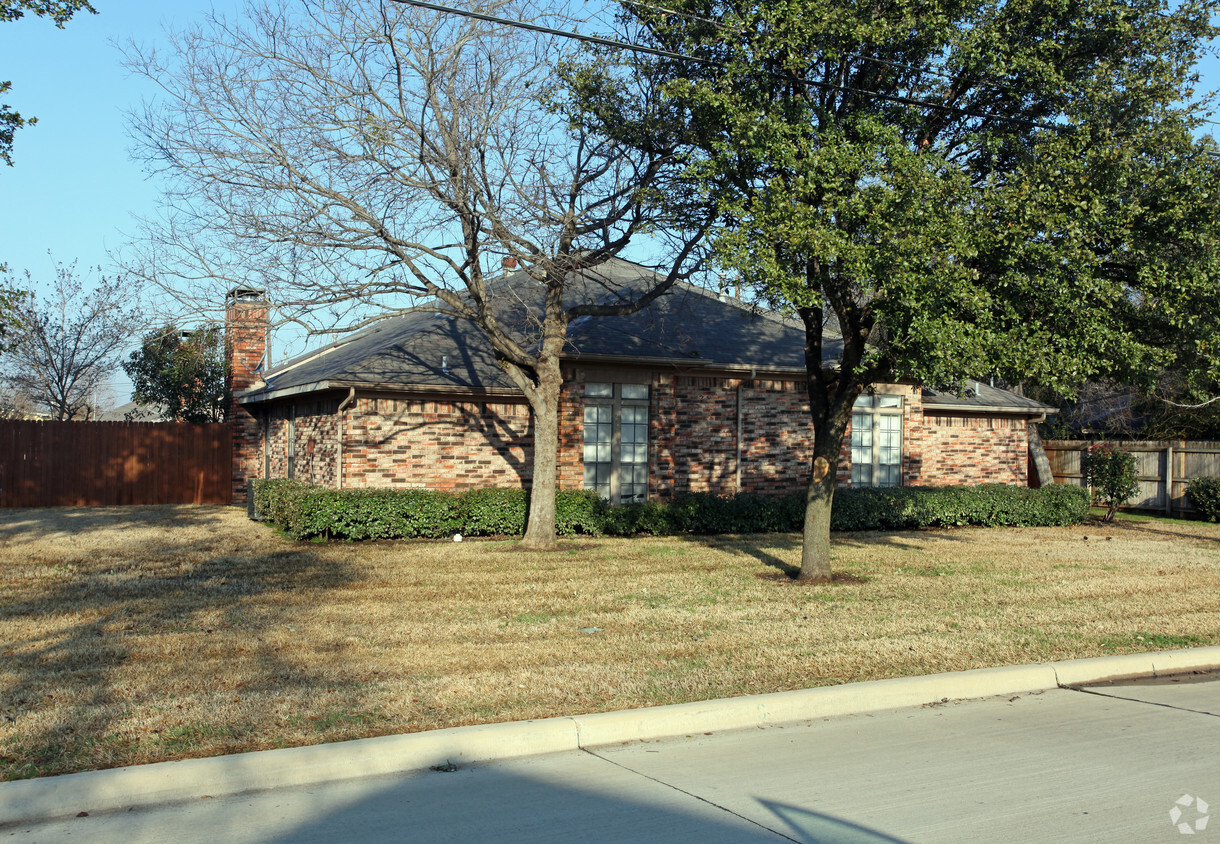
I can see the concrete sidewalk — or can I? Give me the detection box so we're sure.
[3,646,1220,834]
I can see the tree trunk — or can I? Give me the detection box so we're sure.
[521,378,561,550]
[795,397,854,581]
[797,450,837,582]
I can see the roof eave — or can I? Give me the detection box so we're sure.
[237,379,525,405]
[921,401,1057,417]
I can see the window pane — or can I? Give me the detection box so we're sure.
[585,382,613,397]
[584,405,611,427]
[621,384,648,400]
[622,406,647,425]
[852,461,872,486]
[851,412,872,448]
[585,408,611,442]
[583,399,614,497]
[623,423,647,444]
[883,417,902,475]
[853,394,872,408]
[877,394,902,408]
[623,443,648,464]
[880,417,901,451]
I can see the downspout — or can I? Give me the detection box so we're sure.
[336,388,356,489]
[736,382,743,493]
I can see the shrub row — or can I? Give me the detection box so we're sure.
[251,479,1089,541]
[827,483,1090,530]
[251,479,604,540]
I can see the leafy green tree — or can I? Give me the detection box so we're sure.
[123,324,229,423]
[1,0,96,165]
[573,0,1220,579]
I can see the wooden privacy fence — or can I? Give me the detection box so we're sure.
[1043,439,1220,515]
[0,421,232,507]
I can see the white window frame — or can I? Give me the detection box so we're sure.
[851,393,903,488]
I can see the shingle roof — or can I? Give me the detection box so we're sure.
[920,382,1052,414]
[238,257,1050,415]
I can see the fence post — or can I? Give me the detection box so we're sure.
[1165,443,1174,516]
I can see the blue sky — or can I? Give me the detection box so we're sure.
[0,2,244,277]
[1,1,1218,408]
[0,1,250,406]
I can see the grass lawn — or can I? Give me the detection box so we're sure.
[2,504,1219,780]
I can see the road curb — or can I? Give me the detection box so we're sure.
[4,645,1219,826]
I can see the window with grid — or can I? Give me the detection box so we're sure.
[583,382,649,504]
[850,393,902,487]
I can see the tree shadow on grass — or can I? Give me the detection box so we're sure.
[830,529,979,552]
[1102,517,1220,544]
[0,506,366,780]
[0,504,238,547]
[687,533,871,583]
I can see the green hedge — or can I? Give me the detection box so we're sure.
[827,483,1089,530]
[250,480,1088,541]
[1187,477,1220,522]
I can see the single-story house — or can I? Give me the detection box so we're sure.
[225,258,1054,503]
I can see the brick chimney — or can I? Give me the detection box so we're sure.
[225,288,267,503]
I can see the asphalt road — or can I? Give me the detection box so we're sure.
[4,675,1217,843]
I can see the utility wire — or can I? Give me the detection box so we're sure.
[384,0,1062,131]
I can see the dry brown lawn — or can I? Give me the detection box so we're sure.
[2,505,1219,780]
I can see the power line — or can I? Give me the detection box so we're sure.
[384,0,1062,131]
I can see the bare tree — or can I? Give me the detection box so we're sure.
[2,259,142,420]
[122,0,709,548]
[0,382,38,419]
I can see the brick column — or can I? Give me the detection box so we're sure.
[226,288,267,504]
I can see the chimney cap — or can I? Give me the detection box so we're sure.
[227,287,266,302]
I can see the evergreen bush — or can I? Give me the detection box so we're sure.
[1186,477,1220,522]
[248,480,1089,541]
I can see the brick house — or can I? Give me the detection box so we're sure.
[225,259,1053,503]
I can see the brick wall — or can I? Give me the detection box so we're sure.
[265,399,341,487]
[341,396,533,491]
[910,412,1030,486]
[650,374,817,497]
[557,374,584,490]
[251,369,1032,496]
